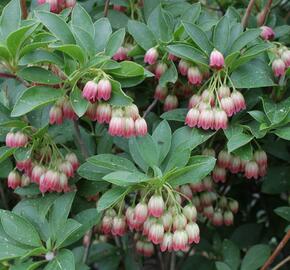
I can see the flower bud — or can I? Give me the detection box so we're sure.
[59,161,74,177]
[214,109,228,130]
[161,211,173,231]
[244,160,259,179]
[59,173,69,192]
[203,176,213,191]
[272,59,285,77]
[97,79,112,101]
[178,59,190,76]
[218,85,231,98]
[254,150,267,167]
[185,222,200,244]
[7,171,21,189]
[180,184,193,200]
[183,205,197,222]
[185,108,200,128]
[86,103,98,121]
[49,106,63,125]
[96,103,112,124]
[187,67,203,85]
[16,158,32,172]
[65,0,76,8]
[260,26,275,40]
[101,215,113,234]
[231,91,246,113]
[143,241,154,257]
[113,47,128,61]
[197,109,214,130]
[148,223,164,244]
[109,115,124,137]
[209,49,225,70]
[173,214,187,231]
[221,97,235,117]
[135,118,147,137]
[112,216,126,236]
[13,132,28,148]
[173,230,188,251]
[31,165,45,184]
[217,150,231,168]
[62,100,77,120]
[164,95,178,112]
[212,211,223,226]
[154,85,168,101]
[21,174,30,187]
[148,194,164,217]
[144,48,158,65]
[229,200,239,214]
[202,148,216,157]
[160,232,173,252]
[155,63,167,79]
[168,53,178,61]
[134,202,148,224]
[223,210,234,226]
[229,156,241,174]
[65,153,79,171]
[188,94,201,108]
[212,166,227,183]
[281,50,290,67]
[82,81,98,103]
[125,104,139,120]
[203,205,214,219]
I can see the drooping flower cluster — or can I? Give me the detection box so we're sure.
[99,190,200,256]
[271,47,290,77]
[6,131,79,193]
[185,84,246,131]
[207,148,268,182]
[37,0,76,13]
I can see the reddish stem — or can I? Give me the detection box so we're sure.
[241,0,256,29]
[258,0,273,26]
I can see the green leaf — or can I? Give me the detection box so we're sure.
[233,143,253,161]
[108,79,132,106]
[230,59,275,89]
[109,61,145,78]
[77,162,104,181]
[105,28,125,57]
[71,3,94,37]
[159,62,178,87]
[52,44,85,65]
[129,135,159,168]
[17,67,62,84]
[167,44,208,66]
[97,187,127,212]
[230,29,261,53]
[0,0,21,40]
[148,5,173,42]
[45,249,75,270]
[161,108,187,122]
[182,22,213,55]
[222,240,240,270]
[127,20,156,50]
[6,24,37,58]
[261,97,290,125]
[11,86,65,117]
[49,192,76,239]
[152,120,172,164]
[36,11,75,44]
[72,25,95,56]
[213,16,230,55]
[0,146,14,163]
[0,45,11,61]
[181,3,201,23]
[274,206,290,222]
[0,243,28,261]
[227,133,253,153]
[215,262,231,270]
[0,211,42,247]
[94,18,112,53]
[240,244,270,270]
[87,154,137,174]
[55,219,82,248]
[274,127,290,140]
[103,171,149,186]
[19,49,63,66]
[70,86,88,117]
[166,155,216,187]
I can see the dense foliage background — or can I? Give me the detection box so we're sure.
[0,0,289,269]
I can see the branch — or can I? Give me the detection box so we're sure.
[261,230,290,270]
[272,255,290,270]
[104,0,110,17]
[20,0,28,19]
[242,0,256,29]
[143,99,158,118]
[257,0,273,26]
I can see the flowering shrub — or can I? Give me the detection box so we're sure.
[0,0,289,269]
